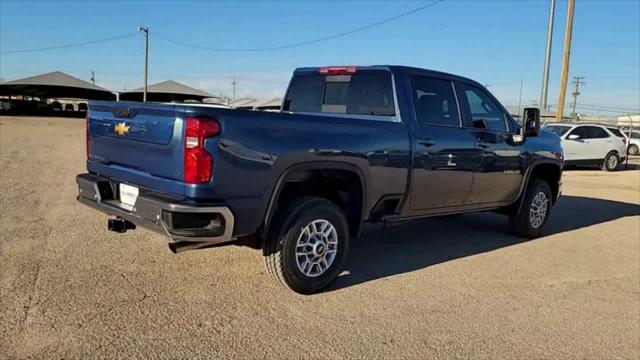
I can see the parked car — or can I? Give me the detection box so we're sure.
[606,126,631,154]
[544,124,627,171]
[627,131,640,155]
[0,101,14,112]
[77,65,563,294]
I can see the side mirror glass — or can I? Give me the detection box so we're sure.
[473,119,489,129]
[523,108,540,137]
[568,134,580,140]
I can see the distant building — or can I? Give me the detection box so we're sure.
[617,114,639,128]
[119,80,211,103]
[229,98,259,110]
[254,98,282,111]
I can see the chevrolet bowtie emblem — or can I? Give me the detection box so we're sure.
[114,122,130,136]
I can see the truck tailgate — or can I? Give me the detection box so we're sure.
[87,101,185,197]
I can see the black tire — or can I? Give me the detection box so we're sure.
[508,179,552,238]
[602,152,619,171]
[264,197,349,294]
[629,144,639,156]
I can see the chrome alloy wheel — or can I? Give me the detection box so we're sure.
[607,155,618,169]
[295,219,338,277]
[529,192,549,229]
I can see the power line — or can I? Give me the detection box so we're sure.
[0,33,138,54]
[574,103,640,112]
[153,0,445,52]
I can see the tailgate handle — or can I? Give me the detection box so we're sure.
[112,107,133,118]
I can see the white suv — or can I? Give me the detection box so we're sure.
[543,124,627,171]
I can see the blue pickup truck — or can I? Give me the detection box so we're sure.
[77,65,563,293]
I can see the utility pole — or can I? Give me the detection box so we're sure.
[90,71,95,85]
[570,76,585,121]
[540,0,555,110]
[555,0,575,122]
[138,27,149,102]
[517,77,524,122]
[231,76,237,101]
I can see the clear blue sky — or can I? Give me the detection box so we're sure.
[1,0,639,116]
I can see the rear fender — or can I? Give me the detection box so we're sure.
[261,161,368,240]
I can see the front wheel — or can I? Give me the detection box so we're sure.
[508,179,552,238]
[264,197,349,294]
[602,152,620,171]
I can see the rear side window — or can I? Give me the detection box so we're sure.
[607,128,624,137]
[410,76,460,127]
[283,71,395,117]
[586,126,609,139]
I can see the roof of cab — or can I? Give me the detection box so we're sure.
[293,65,483,87]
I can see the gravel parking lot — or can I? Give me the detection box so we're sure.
[1,116,639,359]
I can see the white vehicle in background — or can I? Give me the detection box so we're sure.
[626,131,640,155]
[543,123,627,171]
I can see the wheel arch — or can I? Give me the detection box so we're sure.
[515,160,562,213]
[261,161,368,241]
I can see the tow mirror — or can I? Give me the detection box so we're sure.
[523,108,540,137]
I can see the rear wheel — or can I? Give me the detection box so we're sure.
[629,144,639,156]
[602,152,619,171]
[264,197,349,294]
[508,179,552,238]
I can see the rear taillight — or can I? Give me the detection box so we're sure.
[85,111,90,160]
[184,116,220,184]
[318,66,358,75]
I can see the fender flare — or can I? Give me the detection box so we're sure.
[515,159,562,213]
[261,161,368,240]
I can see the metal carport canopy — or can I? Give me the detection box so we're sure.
[118,80,211,102]
[0,71,116,100]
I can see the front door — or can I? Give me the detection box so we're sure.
[408,76,476,211]
[456,82,524,205]
[563,126,591,160]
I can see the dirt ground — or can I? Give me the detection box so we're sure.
[1,116,639,359]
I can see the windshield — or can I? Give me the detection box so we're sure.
[544,125,572,137]
[283,71,396,117]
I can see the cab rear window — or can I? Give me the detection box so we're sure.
[283,71,395,117]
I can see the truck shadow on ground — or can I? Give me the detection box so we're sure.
[330,195,640,292]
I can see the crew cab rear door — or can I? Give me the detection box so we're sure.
[87,101,185,196]
[407,75,475,211]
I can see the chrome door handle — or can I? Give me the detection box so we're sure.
[418,138,436,147]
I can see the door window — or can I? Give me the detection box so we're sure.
[586,126,610,139]
[568,126,588,139]
[458,84,508,132]
[410,76,460,127]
